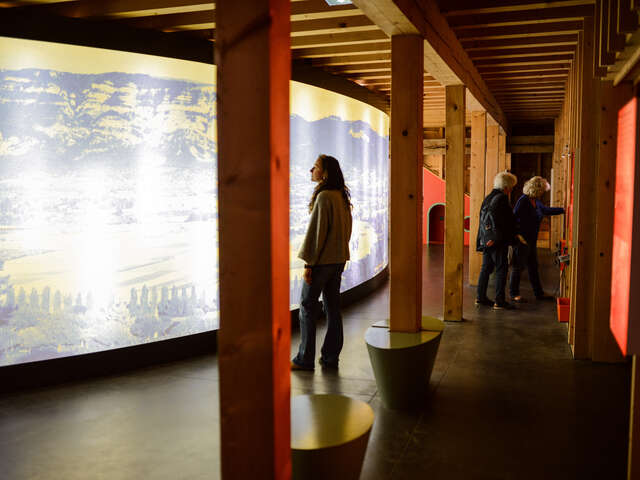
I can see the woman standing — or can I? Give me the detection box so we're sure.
[292,155,353,371]
[509,176,564,302]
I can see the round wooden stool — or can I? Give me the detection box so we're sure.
[291,394,374,480]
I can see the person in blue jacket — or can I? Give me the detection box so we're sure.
[509,176,564,302]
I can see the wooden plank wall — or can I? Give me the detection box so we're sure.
[389,35,424,333]
[444,85,466,321]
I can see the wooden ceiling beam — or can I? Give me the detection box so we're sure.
[290,0,360,20]
[482,69,570,79]
[290,30,388,48]
[468,45,576,59]
[474,55,574,66]
[12,0,215,18]
[440,0,594,15]
[308,53,390,65]
[292,41,390,56]
[328,62,391,73]
[291,15,379,37]
[446,5,594,28]
[353,0,508,129]
[119,10,214,31]
[461,33,578,50]
[455,20,583,40]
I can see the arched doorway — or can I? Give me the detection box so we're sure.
[427,203,445,244]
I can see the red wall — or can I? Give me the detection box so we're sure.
[422,168,471,246]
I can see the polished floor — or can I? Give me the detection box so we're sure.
[0,246,631,479]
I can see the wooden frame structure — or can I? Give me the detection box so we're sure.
[5,0,640,477]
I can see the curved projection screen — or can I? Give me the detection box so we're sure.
[0,37,389,367]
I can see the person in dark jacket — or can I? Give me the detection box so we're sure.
[509,176,564,302]
[476,171,520,310]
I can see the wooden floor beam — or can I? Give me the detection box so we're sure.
[216,1,291,478]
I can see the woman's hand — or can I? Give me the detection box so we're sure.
[304,267,312,285]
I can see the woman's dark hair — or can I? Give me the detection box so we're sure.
[309,154,352,212]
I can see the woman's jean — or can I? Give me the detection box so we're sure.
[293,263,345,369]
[509,241,544,298]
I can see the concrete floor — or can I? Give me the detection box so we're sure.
[0,246,631,479]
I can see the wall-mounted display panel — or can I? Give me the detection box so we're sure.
[0,37,389,367]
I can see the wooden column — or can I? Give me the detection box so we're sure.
[469,111,486,286]
[498,130,507,172]
[389,35,423,333]
[444,85,465,321]
[485,124,499,195]
[591,81,630,363]
[569,16,598,359]
[550,118,564,250]
[505,153,512,171]
[216,1,291,478]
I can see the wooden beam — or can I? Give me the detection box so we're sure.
[569,17,598,359]
[498,131,507,171]
[444,85,466,321]
[469,111,487,286]
[445,5,594,28]
[454,20,584,40]
[216,1,290,478]
[462,33,579,50]
[468,45,577,59]
[486,125,500,195]
[441,1,595,15]
[290,30,388,48]
[353,0,508,129]
[389,35,423,333]
[550,117,564,250]
[293,41,390,57]
[591,80,629,362]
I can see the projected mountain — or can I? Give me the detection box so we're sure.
[0,69,216,170]
[0,63,388,367]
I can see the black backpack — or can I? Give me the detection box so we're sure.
[477,194,501,250]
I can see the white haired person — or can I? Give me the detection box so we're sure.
[292,154,353,371]
[476,171,522,310]
[509,176,564,302]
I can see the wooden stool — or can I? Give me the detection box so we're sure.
[291,394,374,480]
[365,316,444,410]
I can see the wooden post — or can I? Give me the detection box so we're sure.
[216,1,291,478]
[444,85,465,321]
[485,124,499,195]
[389,34,423,333]
[591,81,630,363]
[505,153,511,171]
[550,118,564,250]
[569,17,597,359]
[498,130,507,172]
[469,111,486,286]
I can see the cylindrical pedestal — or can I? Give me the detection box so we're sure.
[291,394,374,480]
[365,319,443,410]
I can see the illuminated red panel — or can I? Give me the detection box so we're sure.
[610,97,637,355]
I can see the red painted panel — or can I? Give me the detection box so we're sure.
[610,96,637,355]
[422,168,471,245]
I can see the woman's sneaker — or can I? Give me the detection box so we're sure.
[475,298,494,307]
